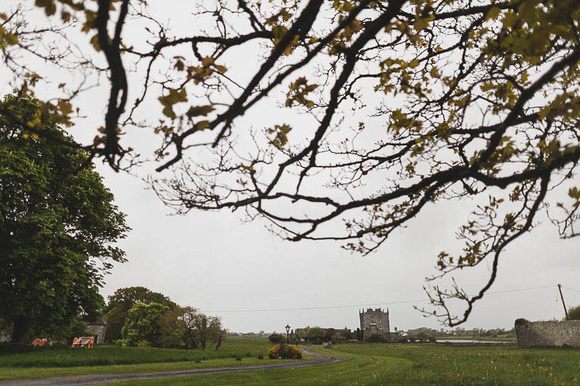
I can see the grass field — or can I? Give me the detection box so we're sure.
[120,343,580,385]
[2,339,580,384]
[0,337,288,380]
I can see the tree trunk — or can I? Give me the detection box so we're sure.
[188,335,198,349]
[12,315,31,344]
[215,333,224,352]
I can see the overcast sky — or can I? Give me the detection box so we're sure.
[3,0,580,334]
[95,163,580,333]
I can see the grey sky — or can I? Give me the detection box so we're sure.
[2,0,580,334]
[95,162,580,333]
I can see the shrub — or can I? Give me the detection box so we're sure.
[417,332,428,342]
[267,344,303,359]
[366,333,387,343]
[268,333,285,344]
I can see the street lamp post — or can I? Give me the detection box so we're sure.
[285,324,291,343]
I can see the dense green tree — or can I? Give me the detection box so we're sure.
[304,327,326,343]
[122,303,225,350]
[0,93,128,343]
[3,0,580,325]
[105,286,177,342]
[323,328,337,343]
[159,307,187,349]
[121,302,169,347]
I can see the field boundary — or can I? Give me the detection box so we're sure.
[0,347,344,385]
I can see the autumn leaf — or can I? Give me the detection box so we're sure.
[186,105,215,118]
[158,88,188,120]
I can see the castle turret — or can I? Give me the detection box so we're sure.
[359,307,390,340]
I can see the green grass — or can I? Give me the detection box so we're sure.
[0,357,280,380]
[118,348,411,385]
[0,337,286,380]
[333,344,580,384]
[119,344,580,385]
[0,337,271,368]
[3,340,580,384]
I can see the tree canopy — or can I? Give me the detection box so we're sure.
[105,286,177,342]
[0,93,128,343]
[121,302,169,347]
[2,0,580,325]
[106,287,226,349]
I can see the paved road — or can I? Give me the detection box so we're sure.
[1,348,344,385]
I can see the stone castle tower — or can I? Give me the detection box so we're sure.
[359,308,390,339]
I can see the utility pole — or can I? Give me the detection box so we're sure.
[558,284,569,320]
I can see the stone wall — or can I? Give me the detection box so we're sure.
[87,323,107,344]
[515,320,580,347]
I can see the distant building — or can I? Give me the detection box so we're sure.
[294,308,398,342]
[359,308,391,340]
[87,317,107,344]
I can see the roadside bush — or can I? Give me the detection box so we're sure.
[267,344,303,359]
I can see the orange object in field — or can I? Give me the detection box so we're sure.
[31,338,47,347]
[71,336,94,348]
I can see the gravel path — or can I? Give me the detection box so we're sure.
[0,348,344,385]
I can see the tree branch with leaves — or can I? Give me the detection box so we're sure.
[3,0,580,326]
